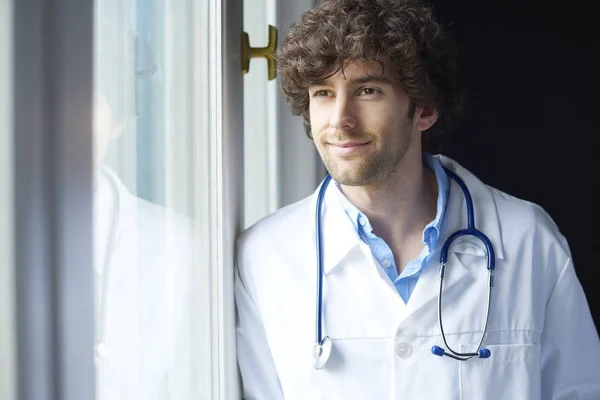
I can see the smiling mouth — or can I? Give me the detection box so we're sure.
[330,141,371,147]
[327,141,372,155]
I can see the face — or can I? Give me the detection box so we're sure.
[308,60,436,186]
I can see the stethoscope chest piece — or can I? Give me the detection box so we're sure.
[312,335,332,370]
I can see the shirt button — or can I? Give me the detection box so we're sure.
[382,259,391,267]
[358,216,366,226]
[95,342,109,359]
[395,342,413,358]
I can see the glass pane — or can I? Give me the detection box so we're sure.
[93,0,207,398]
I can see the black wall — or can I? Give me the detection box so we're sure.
[431,0,599,331]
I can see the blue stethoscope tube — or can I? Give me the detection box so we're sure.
[314,168,495,369]
[314,173,331,364]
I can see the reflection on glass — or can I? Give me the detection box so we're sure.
[93,0,201,398]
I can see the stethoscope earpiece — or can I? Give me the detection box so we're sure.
[431,345,491,360]
[431,345,445,357]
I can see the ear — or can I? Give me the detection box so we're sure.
[414,105,439,132]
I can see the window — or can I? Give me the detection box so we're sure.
[6,0,241,397]
[93,0,212,397]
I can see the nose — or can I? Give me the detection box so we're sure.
[329,95,356,130]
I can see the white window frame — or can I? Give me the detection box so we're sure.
[243,0,325,230]
[212,0,243,395]
[0,0,16,398]
[243,0,280,228]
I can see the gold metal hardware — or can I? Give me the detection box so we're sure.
[241,25,278,81]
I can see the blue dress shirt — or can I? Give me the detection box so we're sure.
[333,153,450,303]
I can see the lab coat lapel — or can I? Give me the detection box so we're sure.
[399,250,478,335]
[406,175,476,316]
[312,156,506,320]
[435,154,506,261]
[313,179,362,275]
[312,178,413,333]
[406,155,505,317]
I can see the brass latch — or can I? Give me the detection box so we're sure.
[241,25,278,81]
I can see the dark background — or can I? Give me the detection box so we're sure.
[431,0,599,332]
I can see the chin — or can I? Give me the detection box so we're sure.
[330,168,375,187]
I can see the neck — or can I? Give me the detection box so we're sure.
[340,152,438,268]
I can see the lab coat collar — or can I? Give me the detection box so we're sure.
[404,155,506,316]
[434,154,506,261]
[315,154,505,276]
[312,177,363,276]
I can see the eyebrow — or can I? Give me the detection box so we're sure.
[309,76,395,87]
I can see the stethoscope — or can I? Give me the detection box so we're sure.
[312,167,496,370]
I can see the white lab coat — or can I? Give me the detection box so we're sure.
[94,166,196,400]
[235,155,600,400]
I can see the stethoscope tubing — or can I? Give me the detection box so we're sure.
[315,174,332,348]
[314,167,496,365]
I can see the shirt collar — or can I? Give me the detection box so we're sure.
[333,180,364,232]
[332,152,450,248]
[422,153,450,247]
[311,154,505,275]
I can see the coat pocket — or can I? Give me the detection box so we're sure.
[460,343,541,400]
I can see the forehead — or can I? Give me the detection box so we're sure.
[314,59,398,86]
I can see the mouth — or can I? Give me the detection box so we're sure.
[327,141,372,156]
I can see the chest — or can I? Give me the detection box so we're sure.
[255,243,545,399]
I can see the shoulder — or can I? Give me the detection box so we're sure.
[487,182,570,258]
[437,154,571,261]
[237,193,315,257]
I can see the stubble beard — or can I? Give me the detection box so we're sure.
[321,123,414,187]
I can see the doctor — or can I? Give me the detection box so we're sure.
[234,0,600,398]
[93,94,196,399]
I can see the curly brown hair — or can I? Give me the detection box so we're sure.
[275,0,463,153]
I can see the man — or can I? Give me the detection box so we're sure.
[93,94,196,399]
[234,0,600,399]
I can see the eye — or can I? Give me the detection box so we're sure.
[312,90,331,97]
[360,87,381,96]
